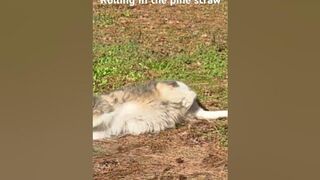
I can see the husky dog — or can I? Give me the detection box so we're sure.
[93,80,228,140]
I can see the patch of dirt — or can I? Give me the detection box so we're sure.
[93,0,228,57]
[93,119,228,179]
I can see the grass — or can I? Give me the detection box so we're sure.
[93,41,227,102]
[93,1,228,143]
[92,2,228,179]
[92,3,228,108]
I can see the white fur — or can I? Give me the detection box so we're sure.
[92,112,114,128]
[93,81,228,140]
[176,81,190,91]
[93,105,228,140]
[93,131,108,140]
[194,108,228,120]
[93,102,177,140]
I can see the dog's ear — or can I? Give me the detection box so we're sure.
[156,80,179,91]
[163,80,179,87]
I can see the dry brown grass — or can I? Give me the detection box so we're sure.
[93,120,228,179]
[93,1,228,57]
[93,1,228,179]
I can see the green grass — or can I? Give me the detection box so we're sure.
[93,12,114,28]
[92,4,228,148]
[93,42,227,107]
[215,122,228,147]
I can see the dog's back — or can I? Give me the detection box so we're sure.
[92,80,227,139]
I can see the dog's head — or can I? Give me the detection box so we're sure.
[156,80,197,109]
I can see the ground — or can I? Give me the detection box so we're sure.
[93,120,228,179]
[93,1,228,179]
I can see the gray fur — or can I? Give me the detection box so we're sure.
[92,80,227,140]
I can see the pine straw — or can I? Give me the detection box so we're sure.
[93,119,228,179]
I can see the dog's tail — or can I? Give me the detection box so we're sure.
[194,108,228,120]
[190,99,228,120]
